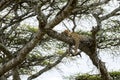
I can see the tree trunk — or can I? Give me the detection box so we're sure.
[88,53,112,80]
[46,30,113,80]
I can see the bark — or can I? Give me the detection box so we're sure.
[46,30,112,80]
[0,31,45,76]
[0,0,78,76]
[0,76,7,80]
[0,65,7,80]
[0,0,14,11]
[44,0,78,29]
[27,52,67,80]
[0,0,115,80]
[12,67,21,80]
[88,53,112,80]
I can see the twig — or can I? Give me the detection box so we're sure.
[27,52,67,80]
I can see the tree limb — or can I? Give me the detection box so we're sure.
[100,6,120,21]
[0,0,78,76]
[46,30,112,80]
[0,0,14,11]
[45,0,78,29]
[0,43,12,58]
[27,52,67,80]
[72,0,110,15]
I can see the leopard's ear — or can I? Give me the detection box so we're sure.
[64,30,69,33]
[61,30,71,36]
[62,30,68,34]
[67,30,72,36]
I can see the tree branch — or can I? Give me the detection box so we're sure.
[90,5,112,79]
[0,0,78,76]
[0,31,45,76]
[100,6,120,21]
[46,30,93,55]
[27,52,67,80]
[0,43,12,58]
[0,0,14,11]
[45,0,78,29]
[46,30,112,80]
[72,0,110,15]
[88,0,110,7]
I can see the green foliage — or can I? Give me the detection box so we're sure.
[42,60,51,65]
[26,25,38,33]
[75,71,120,80]
[76,30,91,36]
[19,68,33,75]
[0,0,120,79]
[27,53,42,60]
[75,74,101,80]
[56,50,65,55]
[110,71,120,80]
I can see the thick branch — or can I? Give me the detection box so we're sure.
[89,53,112,80]
[0,0,14,11]
[91,6,112,80]
[0,31,44,76]
[45,0,78,29]
[46,30,93,55]
[46,30,112,80]
[0,0,78,76]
